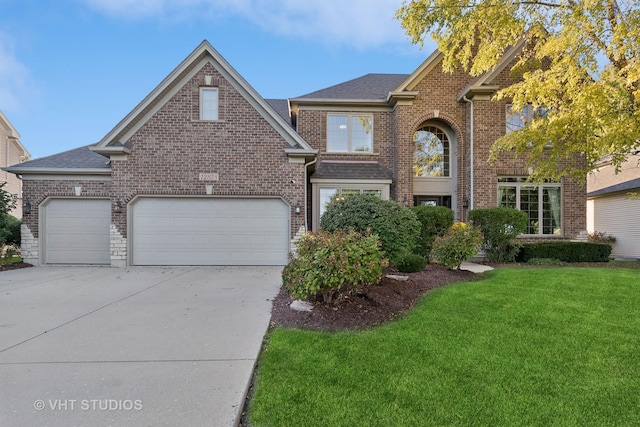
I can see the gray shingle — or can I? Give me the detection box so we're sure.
[587,177,640,197]
[311,161,392,180]
[297,74,409,100]
[265,99,293,127]
[12,145,110,169]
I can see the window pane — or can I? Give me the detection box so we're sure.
[341,189,361,198]
[319,188,338,218]
[506,105,527,134]
[351,115,373,152]
[200,88,218,120]
[542,187,562,235]
[327,115,349,152]
[498,186,517,209]
[414,126,449,177]
[363,189,382,198]
[520,186,539,234]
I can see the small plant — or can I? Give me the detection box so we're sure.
[0,245,18,265]
[411,205,454,257]
[469,207,528,262]
[431,222,483,269]
[397,253,427,273]
[320,194,420,266]
[588,231,616,244]
[282,230,388,304]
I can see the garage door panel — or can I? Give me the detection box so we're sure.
[132,198,289,266]
[44,199,110,265]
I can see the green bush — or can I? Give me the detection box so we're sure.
[320,194,420,266]
[3,214,21,247]
[431,222,484,269]
[282,230,388,304]
[517,242,612,263]
[411,205,454,256]
[469,207,528,262]
[397,253,427,273]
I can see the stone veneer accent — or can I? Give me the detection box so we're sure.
[20,223,38,265]
[110,223,127,267]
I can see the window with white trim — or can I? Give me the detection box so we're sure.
[200,88,219,120]
[506,104,548,134]
[319,187,382,218]
[498,177,562,235]
[327,114,373,153]
[414,126,450,177]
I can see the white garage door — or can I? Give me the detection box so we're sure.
[43,199,111,265]
[132,198,289,266]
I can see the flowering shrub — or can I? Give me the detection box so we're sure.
[282,230,388,304]
[431,222,483,269]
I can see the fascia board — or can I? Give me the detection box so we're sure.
[2,167,111,175]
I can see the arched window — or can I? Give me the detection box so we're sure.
[414,126,449,177]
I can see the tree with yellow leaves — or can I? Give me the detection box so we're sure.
[397,0,640,181]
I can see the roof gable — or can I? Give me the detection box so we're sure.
[96,40,314,154]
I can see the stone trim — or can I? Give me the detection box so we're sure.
[110,224,127,268]
[20,224,38,265]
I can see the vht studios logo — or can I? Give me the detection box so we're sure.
[34,399,143,411]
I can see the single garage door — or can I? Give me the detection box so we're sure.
[43,198,111,265]
[132,198,289,266]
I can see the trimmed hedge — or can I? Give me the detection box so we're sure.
[411,205,454,257]
[320,194,420,266]
[517,242,612,263]
[397,253,427,273]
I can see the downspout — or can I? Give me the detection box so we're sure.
[462,96,474,212]
[303,158,317,232]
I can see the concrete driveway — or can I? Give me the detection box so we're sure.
[0,266,282,427]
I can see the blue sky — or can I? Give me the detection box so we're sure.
[0,0,436,159]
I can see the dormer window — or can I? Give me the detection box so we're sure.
[327,113,373,153]
[200,88,219,121]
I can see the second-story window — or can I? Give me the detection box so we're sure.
[327,113,373,153]
[200,88,219,120]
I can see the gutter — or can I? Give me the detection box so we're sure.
[462,96,474,212]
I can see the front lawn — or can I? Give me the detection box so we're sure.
[249,267,640,426]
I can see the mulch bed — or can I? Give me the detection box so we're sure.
[269,265,478,332]
[0,262,32,272]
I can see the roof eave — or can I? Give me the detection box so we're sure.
[284,148,318,158]
[1,167,111,175]
[90,145,132,156]
[458,85,501,101]
[289,98,390,107]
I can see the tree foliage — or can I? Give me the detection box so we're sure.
[397,0,640,181]
[0,182,17,249]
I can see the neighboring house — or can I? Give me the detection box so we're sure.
[0,111,31,218]
[2,40,586,267]
[587,152,640,259]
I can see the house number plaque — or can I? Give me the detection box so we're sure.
[199,173,219,181]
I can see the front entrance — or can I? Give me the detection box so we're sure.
[414,195,452,208]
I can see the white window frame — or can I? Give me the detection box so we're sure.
[497,177,562,236]
[200,87,219,121]
[506,104,549,134]
[312,182,390,230]
[326,113,374,153]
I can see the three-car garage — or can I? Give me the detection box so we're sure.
[39,197,290,266]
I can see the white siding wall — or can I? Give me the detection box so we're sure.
[592,194,640,259]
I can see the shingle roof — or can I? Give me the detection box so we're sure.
[10,145,110,169]
[587,177,640,197]
[265,99,293,127]
[296,74,409,100]
[311,161,393,180]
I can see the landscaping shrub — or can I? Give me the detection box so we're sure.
[397,253,427,273]
[411,205,454,256]
[588,231,616,244]
[320,194,420,266]
[517,242,612,263]
[3,214,21,247]
[431,222,483,269]
[469,207,528,262]
[282,230,388,304]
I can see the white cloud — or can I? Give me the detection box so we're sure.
[80,0,412,49]
[0,34,32,112]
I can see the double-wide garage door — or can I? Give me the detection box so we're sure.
[131,198,289,266]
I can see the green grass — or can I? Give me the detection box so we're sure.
[249,267,640,426]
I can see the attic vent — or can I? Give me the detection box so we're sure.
[204,75,212,86]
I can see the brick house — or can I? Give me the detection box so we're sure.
[3,40,586,267]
